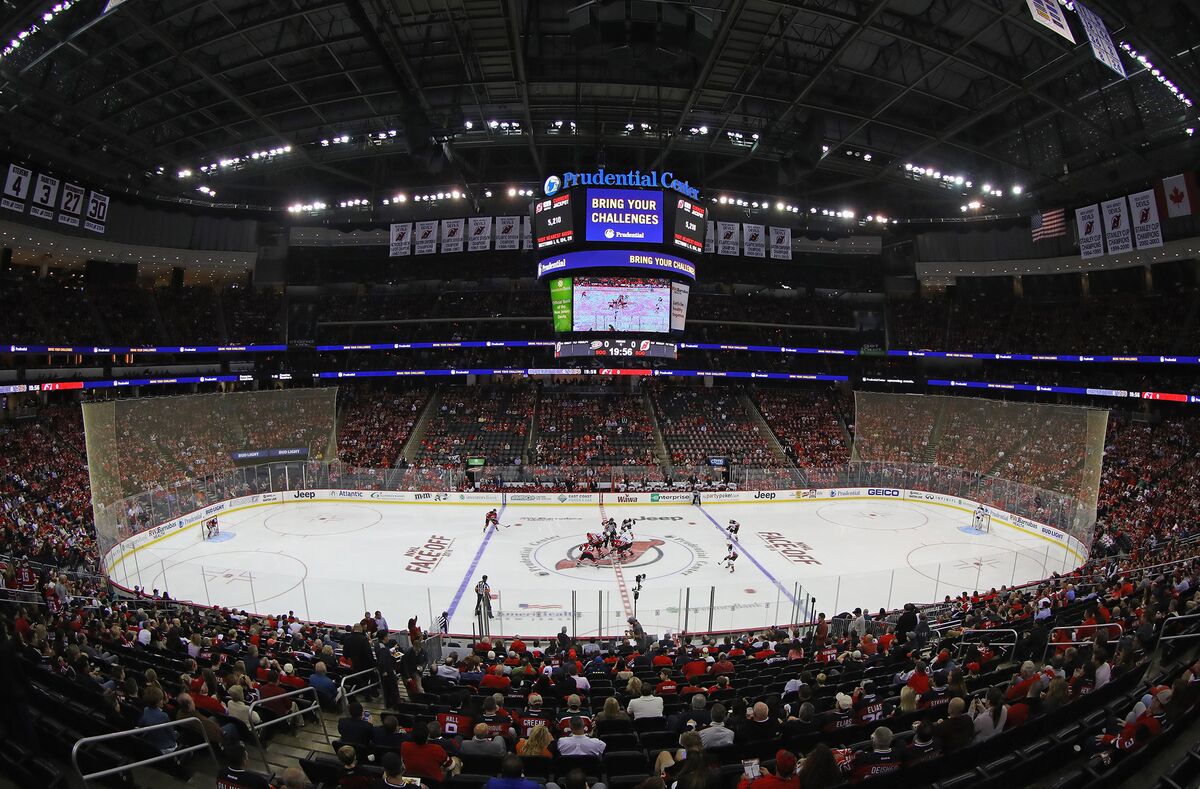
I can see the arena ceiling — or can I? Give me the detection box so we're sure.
[0,0,1197,219]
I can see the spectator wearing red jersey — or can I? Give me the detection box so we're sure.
[481,665,511,691]
[655,669,679,697]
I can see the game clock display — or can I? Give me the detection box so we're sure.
[554,339,678,360]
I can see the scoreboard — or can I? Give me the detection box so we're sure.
[555,339,677,360]
[532,172,705,338]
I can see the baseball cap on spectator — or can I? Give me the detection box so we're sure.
[1156,689,1173,705]
[774,750,797,776]
[283,664,295,675]
[835,693,853,710]
[966,662,981,673]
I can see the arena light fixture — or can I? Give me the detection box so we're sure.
[464,121,473,130]
[508,187,517,197]
[1011,184,1024,195]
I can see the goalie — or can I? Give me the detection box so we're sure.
[203,517,220,540]
[972,505,990,532]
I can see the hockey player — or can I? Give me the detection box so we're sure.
[722,543,738,573]
[972,504,988,531]
[576,543,601,567]
[613,535,633,561]
[727,519,740,542]
[204,517,220,539]
[620,518,634,536]
[483,508,500,531]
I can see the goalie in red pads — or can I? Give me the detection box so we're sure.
[203,518,220,540]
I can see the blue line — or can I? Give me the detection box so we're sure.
[696,505,799,608]
[446,504,505,625]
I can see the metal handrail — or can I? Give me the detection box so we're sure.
[1158,613,1200,644]
[71,716,220,785]
[246,684,330,772]
[957,628,1019,663]
[1040,623,1124,664]
[337,666,383,709]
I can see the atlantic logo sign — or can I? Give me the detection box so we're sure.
[544,168,699,200]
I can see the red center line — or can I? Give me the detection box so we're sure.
[598,500,634,619]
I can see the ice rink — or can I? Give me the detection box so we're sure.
[110,497,1081,637]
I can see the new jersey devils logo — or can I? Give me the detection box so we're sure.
[556,538,667,569]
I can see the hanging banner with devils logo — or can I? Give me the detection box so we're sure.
[1075,204,1104,260]
[1100,197,1132,255]
[1128,190,1163,250]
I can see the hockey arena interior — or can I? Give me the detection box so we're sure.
[1,1,1199,788]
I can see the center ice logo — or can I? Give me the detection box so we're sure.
[556,538,667,570]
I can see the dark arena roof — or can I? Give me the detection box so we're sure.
[2,5,1200,788]
[1,0,1197,216]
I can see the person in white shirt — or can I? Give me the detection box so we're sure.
[225,684,261,727]
[627,685,665,720]
[1094,650,1112,689]
[555,717,606,756]
[969,688,1008,741]
[436,656,461,681]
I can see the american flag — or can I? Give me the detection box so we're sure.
[1031,208,1066,241]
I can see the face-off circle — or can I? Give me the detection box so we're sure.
[531,534,699,580]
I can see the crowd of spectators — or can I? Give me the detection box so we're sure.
[2,518,1196,789]
[337,385,428,468]
[890,292,1200,356]
[417,386,536,468]
[533,394,658,468]
[753,389,850,469]
[650,384,784,467]
[0,277,285,347]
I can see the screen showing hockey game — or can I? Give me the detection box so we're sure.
[572,276,671,333]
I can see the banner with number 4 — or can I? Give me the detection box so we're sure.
[3,164,32,213]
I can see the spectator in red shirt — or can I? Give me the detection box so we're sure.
[480,665,511,691]
[402,723,452,782]
[711,654,735,675]
[655,670,679,697]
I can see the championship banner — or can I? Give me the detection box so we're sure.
[389,222,412,257]
[1129,189,1163,249]
[1100,197,1132,255]
[743,223,765,258]
[84,190,109,233]
[2,163,32,213]
[1025,0,1075,43]
[467,216,492,252]
[1075,1,1125,77]
[704,220,716,254]
[495,215,520,250]
[29,174,59,221]
[716,221,739,256]
[1075,204,1103,259]
[441,217,465,253]
[769,226,792,260]
[521,215,533,250]
[57,182,84,227]
[414,220,438,255]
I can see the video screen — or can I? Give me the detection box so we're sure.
[532,193,574,249]
[584,188,663,244]
[572,276,670,333]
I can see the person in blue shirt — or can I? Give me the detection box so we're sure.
[137,686,177,753]
[308,660,338,707]
[485,755,543,789]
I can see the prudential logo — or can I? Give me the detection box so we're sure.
[544,175,562,196]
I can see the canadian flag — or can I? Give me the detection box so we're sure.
[1161,172,1197,218]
